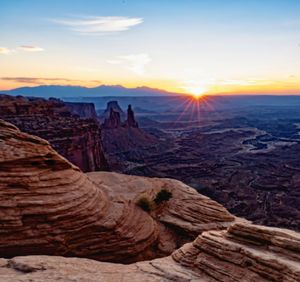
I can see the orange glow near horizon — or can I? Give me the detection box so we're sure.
[1,76,300,96]
[191,93,203,99]
[1,2,300,97]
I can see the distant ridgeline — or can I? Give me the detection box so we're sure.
[0,94,108,172]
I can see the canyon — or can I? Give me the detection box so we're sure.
[1,94,299,232]
[101,101,158,171]
[0,119,235,262]
[0,94,108,172]
[99,101,300,232]
[0,118,299,281]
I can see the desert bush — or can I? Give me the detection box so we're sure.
[154,188,172,204]
[136,196,153,212]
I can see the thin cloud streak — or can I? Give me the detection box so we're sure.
[0,47,15,55]
[1,77,101,86]
[53,16,143,35]
[18,45,44,52]
[0,46,44,54]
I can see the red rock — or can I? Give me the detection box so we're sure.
[0,94,108,172]
[0,119,235,263]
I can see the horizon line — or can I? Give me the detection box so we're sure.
[1,83,300,97]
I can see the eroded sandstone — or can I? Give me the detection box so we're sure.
[0,119,234,263]
[0,222,299,281]
[0,94,107,172]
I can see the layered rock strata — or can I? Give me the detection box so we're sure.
[0,222,299,281]
[173,222,300,281]
[0,119,235,263]
[0,94,108,172]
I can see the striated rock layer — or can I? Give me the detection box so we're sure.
[0,119,235,263]
[0,94,108,172]
[172,222,300,281]
[0,222,299,281]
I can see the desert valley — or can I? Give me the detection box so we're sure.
[1,0,300,281]
[0,92,299,281]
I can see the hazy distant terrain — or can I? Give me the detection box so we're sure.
[2,88,300,230]
[94,96,300,231]
[4,85,183,98]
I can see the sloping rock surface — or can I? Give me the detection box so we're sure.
[0,119,234,263]
[173,222,300,281]
[0,222,299,281]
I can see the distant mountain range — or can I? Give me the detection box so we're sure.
[2,85,184,98]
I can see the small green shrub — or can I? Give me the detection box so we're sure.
[154,189,172,204]
[136,196,153,212]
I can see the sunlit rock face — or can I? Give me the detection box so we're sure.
[0,94,108,172]
[0,222,299,281]
[0,119,235,263]
[172,222,300,282]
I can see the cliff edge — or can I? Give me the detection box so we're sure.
[0,119,234,263]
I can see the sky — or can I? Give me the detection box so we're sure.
[1,0,300,95]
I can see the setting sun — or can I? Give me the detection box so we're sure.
[182,81,208,99]
[192,93,203,99]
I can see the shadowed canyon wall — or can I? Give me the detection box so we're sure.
[0,94,108,172]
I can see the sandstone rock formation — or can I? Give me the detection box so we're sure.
[0,222,299,281]
[102,102,138,129]
[65,102,97,119]
[172,222,300,281]
[102,100,125,121]
[0,94,108,172]
[101,100,158,171]
[0,119,235,263]
[125,104,138,128]
[103,108,122,129]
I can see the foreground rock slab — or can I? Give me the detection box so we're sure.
[0,222,299,281]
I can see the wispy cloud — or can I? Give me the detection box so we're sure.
[18,45,44,52]
[1,77,101,86]
[107,53,151,75]
[0,45,44,55]
[0,47,15,55]
[53,16,143,35]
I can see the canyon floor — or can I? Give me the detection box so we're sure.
[0,118,300,281]
[104,106,300,231]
